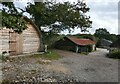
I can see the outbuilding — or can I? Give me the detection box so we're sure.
[0,16,43,56]
[100,39,112,49]
[55,37,96,53]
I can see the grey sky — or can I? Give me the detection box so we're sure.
[86,0,118,35]
[14,0,119,35]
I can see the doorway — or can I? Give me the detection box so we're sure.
[9,31,23,55]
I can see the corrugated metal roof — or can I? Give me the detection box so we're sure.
[67,37,95,46]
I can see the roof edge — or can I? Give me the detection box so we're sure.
[23,16,42,38]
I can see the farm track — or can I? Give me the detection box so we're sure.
[2,48,118,83]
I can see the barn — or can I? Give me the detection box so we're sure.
[0,16,42,56]
[55,37,96,53]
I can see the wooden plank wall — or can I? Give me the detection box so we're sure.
[22,24,40,53]
[16,33,23,54]
[0,24,41,55]
[0,29,10,55]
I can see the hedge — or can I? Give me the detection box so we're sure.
[108,49,120,59]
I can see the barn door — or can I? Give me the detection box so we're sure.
[9,31,17,55]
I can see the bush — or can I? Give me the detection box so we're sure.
[0,54,9,61]
[108,49,120,59]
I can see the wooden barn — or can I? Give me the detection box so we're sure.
[55,37,96,53]
[0,16,42,56]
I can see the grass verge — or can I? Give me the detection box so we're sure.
[29,50,61,60]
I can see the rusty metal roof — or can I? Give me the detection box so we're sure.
[67,37,96,46]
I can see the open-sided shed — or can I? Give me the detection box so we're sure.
[55,36,96,53]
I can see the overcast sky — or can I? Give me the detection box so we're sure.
[14,0,119,35]
[86,0,119,35]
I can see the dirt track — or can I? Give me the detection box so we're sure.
[2,48,118,82]
[52,48,118,82]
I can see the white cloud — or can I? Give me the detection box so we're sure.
[86,0,119,3]
[13,1,33,17]
[85,0,119,34]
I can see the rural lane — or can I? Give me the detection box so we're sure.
[51,48,118,82]
[2,48,118,83]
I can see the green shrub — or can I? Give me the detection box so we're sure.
[0,54,9,61]
[108,50,120,59]
[0,54,5,60]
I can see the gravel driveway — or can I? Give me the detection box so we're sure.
[2,48,118,83]
[52,48,118,82]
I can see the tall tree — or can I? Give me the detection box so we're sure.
[1,2,27,33]
[94,28,117,42]
[26,1,92,33]
[94,28,110,39]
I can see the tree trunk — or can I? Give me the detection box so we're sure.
[34,1,44,51]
